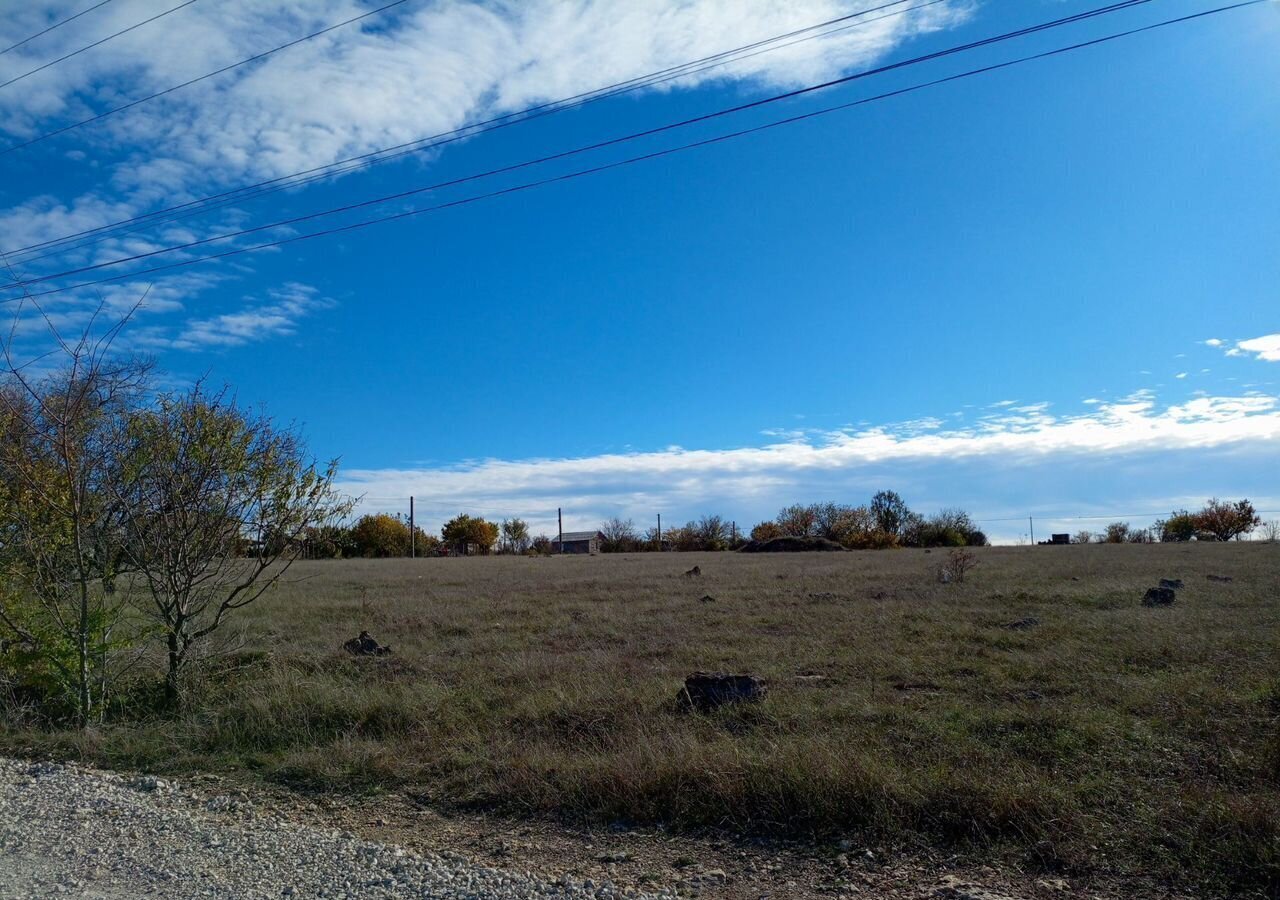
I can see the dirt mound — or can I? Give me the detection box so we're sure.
[738,535,846,553]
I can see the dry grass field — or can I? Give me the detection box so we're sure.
[5,544,1278,893]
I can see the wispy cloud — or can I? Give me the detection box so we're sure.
[164,283,333,350]
[336,390,1280,535]
[0,0,972,352]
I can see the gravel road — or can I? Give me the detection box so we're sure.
[0,757,671,899]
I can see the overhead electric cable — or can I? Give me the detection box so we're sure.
[977,509,1280,523]
[2,0,1262,301]
[1,0,120,56]
[0,0,413,151]
[0,0,1160,289]
[1,0,941,260]
[0,0,203,91]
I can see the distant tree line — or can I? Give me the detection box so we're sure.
[749,491,988,549]
[1072,498,1262,544]
[594,491,988,552]
[303,512,508,557]
[301,495,1269,560]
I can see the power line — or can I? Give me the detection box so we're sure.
[0,0,202,92]
[7,0,944,265]
[0,0,414,155]
[4,1,1263,301]
[1,0,1164,292]
[977,509,1280,524]
[1,0,942,262]
[1,0,120,57]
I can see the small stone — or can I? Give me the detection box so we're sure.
[1142,586,1176,607]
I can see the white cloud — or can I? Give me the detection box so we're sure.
[0,0,971,350]
[1204,338,1224,347]
[1234,333,1280,363]
[336,391,1280,535]
[1175,372,1187,379]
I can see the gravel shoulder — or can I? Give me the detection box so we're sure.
[0,756,1201,899]
[0,757,670,899]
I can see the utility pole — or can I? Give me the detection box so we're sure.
[657,513,662,551]
[558,507,563,555]
[1029,516,1035,546]
[409,496,415,558]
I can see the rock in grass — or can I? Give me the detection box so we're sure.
[698,594,716,603]
[1000,617,1039,630]
[1142,587,1176,607]
[1207,574,1233,583]
[1159,578,1184,590]
[343,631,392,656]
[676,672,766,712]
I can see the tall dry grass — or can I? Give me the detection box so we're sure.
[4,544,1277,892]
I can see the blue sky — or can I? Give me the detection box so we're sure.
[1,0,1278,541]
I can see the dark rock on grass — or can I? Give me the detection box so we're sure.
[684,565,701,578]
[1207,573,1234,583]
[676,672,766,712]
[343,630,392,656]
[1142,587,1176,607]
[698,594,716,603]
[1000,617,1039,630]
[1159,578,1184,590]
[738,535,846,553]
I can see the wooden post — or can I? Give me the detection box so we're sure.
[409,496,415,558]
[558,507,563,555]
[657,513,662,551]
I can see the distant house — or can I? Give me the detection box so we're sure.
[1038,533,1071,545]
[552,530,604,554]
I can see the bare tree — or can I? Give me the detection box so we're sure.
[117,383,351,707]
[695,515,729,551]
[599,517,639,552]
[500,517,531,554]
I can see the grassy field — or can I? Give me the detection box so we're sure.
[4,544,1278,893]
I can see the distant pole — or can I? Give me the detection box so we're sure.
[558,507,563,554]
[409,496,415,558]
[1029,516,1035,546]
[657,513,662,551]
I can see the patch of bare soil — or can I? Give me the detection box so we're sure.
[200,774,1198,900]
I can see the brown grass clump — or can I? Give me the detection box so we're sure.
[3,544,1277,893]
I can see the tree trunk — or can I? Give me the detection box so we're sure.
[165,631,182,708]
